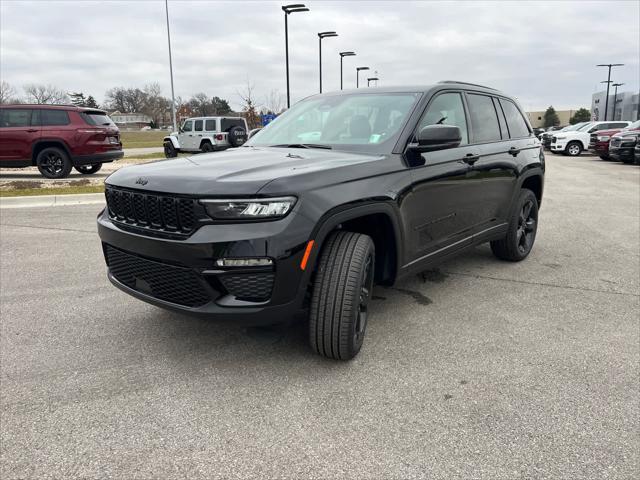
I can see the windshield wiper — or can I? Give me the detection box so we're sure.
[270,143,332,150]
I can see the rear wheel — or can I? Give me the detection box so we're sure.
[565,141,582,156]
[164,141,177,158]
[599,155,610,161]
[74,163,102,174]
[36,147,72,179]
[201,141,214,153]
[491,189,539,262]
[309,231,375,360]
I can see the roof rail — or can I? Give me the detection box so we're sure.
[438,80,497,91]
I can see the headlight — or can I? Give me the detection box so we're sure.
[555,136,566,140]
[200,197,296,220]
[597,135,610,141]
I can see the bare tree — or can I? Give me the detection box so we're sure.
[0,81,19,104]
[264,89,285,114]
[237,79,261,128]
[23,84,69,104]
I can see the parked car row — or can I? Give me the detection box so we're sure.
[589,120,640,163]
[536,119,639,163]
[0,104,123,178]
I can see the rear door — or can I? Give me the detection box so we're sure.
[0,108,40,163]
[462,93,519,236]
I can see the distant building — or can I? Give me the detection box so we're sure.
[591,90,639,121]
[526,110,579,128]
[109,111,152,129]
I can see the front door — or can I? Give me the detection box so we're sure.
[401,91,478,267]
[0,108,40,163]
[178,119,196,151]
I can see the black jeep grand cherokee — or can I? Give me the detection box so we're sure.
[98,82,544,360]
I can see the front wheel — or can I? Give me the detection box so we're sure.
[490,189,539,262]
[164,141,177,158]
[309,231,375,360]
[74,163,102,174]
[565,141,582,156]
[36,147,72,179]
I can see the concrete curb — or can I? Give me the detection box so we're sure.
[0,193,105,209]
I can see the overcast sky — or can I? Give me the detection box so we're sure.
[1,0,638,111]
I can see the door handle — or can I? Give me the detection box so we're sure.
[463,153,480,165]
[26,129,38,133]
[509,147,521,157]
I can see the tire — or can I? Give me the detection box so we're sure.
[201,141,214,153]
[309,231,375,360]
[490,189,539,262]
[565,141,582,156]
[599,155,610,161]
[36,147,72,179]
[227,125,248,147]
[164,141,177,158]
[74,163,102,174]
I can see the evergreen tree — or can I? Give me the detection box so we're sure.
[543,106,560,127]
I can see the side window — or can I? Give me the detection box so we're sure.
[194,120,203,132]
[0,109,32,127]
[611,123,628,129]
[499,99,530,138]
[494,98,509,139]
[182,120,192,132]
[417,92,468,145]
[40,110,70,126]
[466,94,501,143]
[588,124,603,133]
[205,119,216,131]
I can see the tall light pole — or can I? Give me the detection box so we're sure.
[597,63,624,121]
[612,83,624,120]
[318,31,338,93]
[282,4,309,109]
[165,0,176,131]
[356,66,369,88]
[367,77,379,87]
[339,52,355,90]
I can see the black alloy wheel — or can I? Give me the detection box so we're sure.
[36,147,72,179]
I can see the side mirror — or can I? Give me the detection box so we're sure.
[411,124,462,152]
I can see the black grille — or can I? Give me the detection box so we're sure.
[589,132,598,147]
[219,272,275,301]
[105,245,211,307]
[105,187,199,235]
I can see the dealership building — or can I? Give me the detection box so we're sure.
[591,90,639,121]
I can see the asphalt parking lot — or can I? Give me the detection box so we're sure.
[1,154,638,479]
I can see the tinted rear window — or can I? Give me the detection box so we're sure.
[205,119,217,131]
[499,99,530,138]
[466,94,501,143]
[81,112,115,126]
[221,118,245,131]
[194,120,203,131]
[41,110,70,126]
[0,109,32,127]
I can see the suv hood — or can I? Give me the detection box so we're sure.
[105,146,385,196]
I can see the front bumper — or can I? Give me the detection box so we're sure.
[97,208,314,325]
[589,142,609,156]
[550,142,566,152]
[73,150,124,166]
[609,146,636,163]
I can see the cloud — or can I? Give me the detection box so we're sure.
[1,0,638,111]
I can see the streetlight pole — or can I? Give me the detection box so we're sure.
[282,4,309,109]
[597,63,624,121]
[164,0,176,131]
[612,83,624,120]
[318,31,338,93]
[367,77,379,87]
[356,66,369,88]
[339,51,355,90]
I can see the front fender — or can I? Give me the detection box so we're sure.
[163,136,180,149]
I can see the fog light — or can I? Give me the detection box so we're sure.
[215,258,273,267]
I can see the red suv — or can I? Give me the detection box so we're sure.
[0,104,123,178]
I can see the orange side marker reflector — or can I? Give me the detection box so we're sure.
[300,240,315,271]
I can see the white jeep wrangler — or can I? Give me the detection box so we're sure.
[163,116,248,158]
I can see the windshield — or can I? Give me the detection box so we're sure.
[247,92,420,153]
[561,122,589,132]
